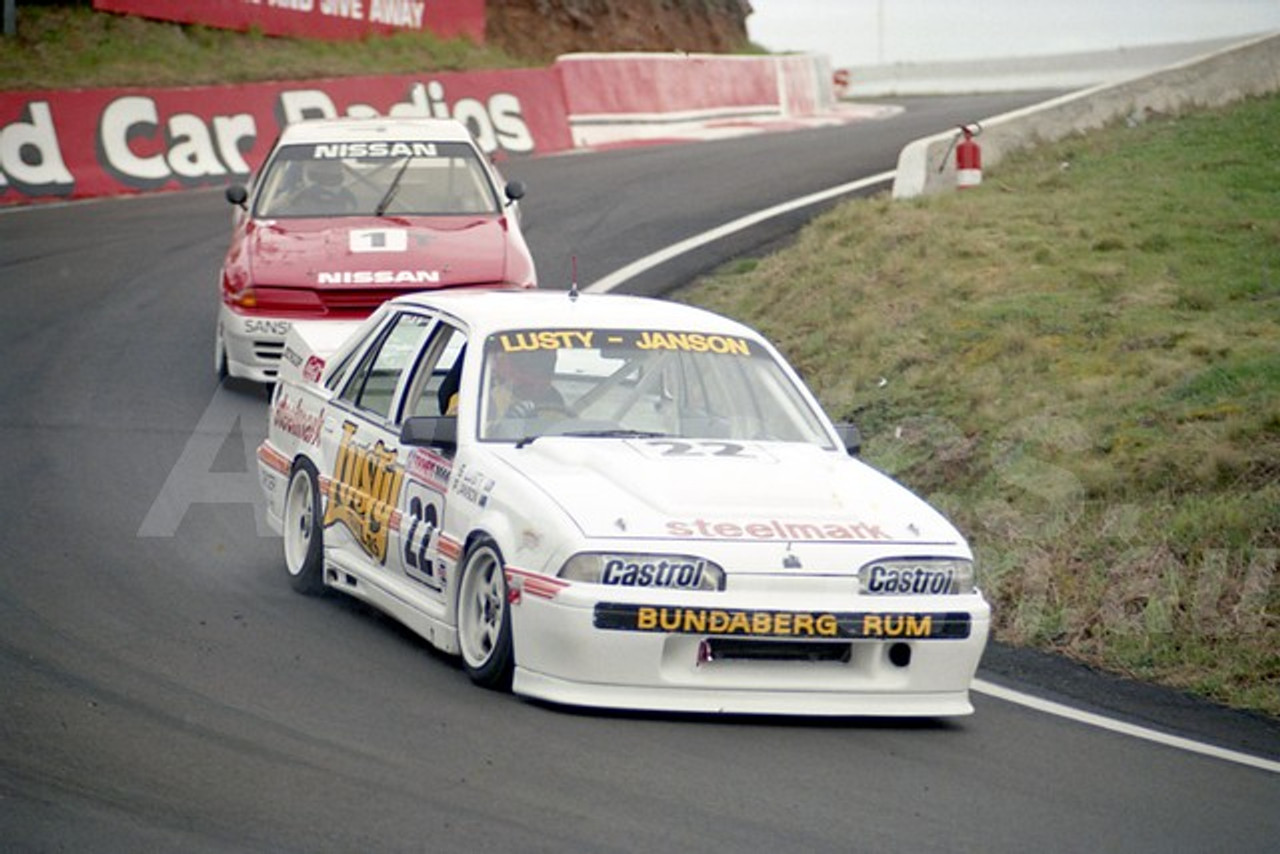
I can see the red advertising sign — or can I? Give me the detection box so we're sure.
[0,68,571,204]
[91,0,486,42]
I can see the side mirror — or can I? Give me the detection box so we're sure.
[504,180,526,203]
[225,184,249,210]
[401,416,458,454]
[833,423,861,456]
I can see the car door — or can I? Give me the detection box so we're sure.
[322,310,434,574]
[390,319,469,599]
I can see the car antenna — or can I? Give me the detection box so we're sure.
[569,255,580,302]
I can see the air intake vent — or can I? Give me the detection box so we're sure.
[704,639,852,663]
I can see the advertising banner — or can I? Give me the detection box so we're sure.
[91,0,486,42]
[0,68,570,204]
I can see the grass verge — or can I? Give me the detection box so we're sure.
[677,93,1280,717]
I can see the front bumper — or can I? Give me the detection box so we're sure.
[507,576,991,717]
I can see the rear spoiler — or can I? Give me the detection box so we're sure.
[277,319,365,387]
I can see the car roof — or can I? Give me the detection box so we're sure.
[276,117,480,146]
[386,289,764,341]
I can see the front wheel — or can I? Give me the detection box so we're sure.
[283,460,325,595]
[457,538,514,690]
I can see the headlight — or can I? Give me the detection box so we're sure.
[858,558,976,595]
[559,553,725,591]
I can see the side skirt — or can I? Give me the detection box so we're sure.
[324,549,460,656]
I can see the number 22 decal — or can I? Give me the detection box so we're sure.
[647,440,750,457]
[403,491,441,588]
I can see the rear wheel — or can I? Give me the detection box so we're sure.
[457,538,514,690]
[283,460,325,595]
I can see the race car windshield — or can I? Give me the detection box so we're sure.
[479,329,833,446]
[254,141,500,218]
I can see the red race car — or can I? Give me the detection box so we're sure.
[216,117,535,382]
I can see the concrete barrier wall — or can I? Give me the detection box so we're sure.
[839,37,1253,98]
[557,53,777,117]
[557,52,833,148]
[892,32,1280,199]
[774,53,834,116]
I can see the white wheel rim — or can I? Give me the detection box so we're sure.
[459,548,504,668]
[283,469,313,577]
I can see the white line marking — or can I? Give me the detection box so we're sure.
[974,679,1280,774]
[584,171,895,294]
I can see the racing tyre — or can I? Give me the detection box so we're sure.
[457,538,514,690]
[283,460,326,595]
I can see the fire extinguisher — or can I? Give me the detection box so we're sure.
[954,123,982,189]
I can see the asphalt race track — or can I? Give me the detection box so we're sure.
[2,91,1277,852]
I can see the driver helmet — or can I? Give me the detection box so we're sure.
[304,159,345,188]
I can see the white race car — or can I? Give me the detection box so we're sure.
[257,290,990,716]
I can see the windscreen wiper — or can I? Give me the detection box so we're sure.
[375,158,411,216]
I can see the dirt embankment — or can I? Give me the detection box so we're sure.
[487,0,753,63]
